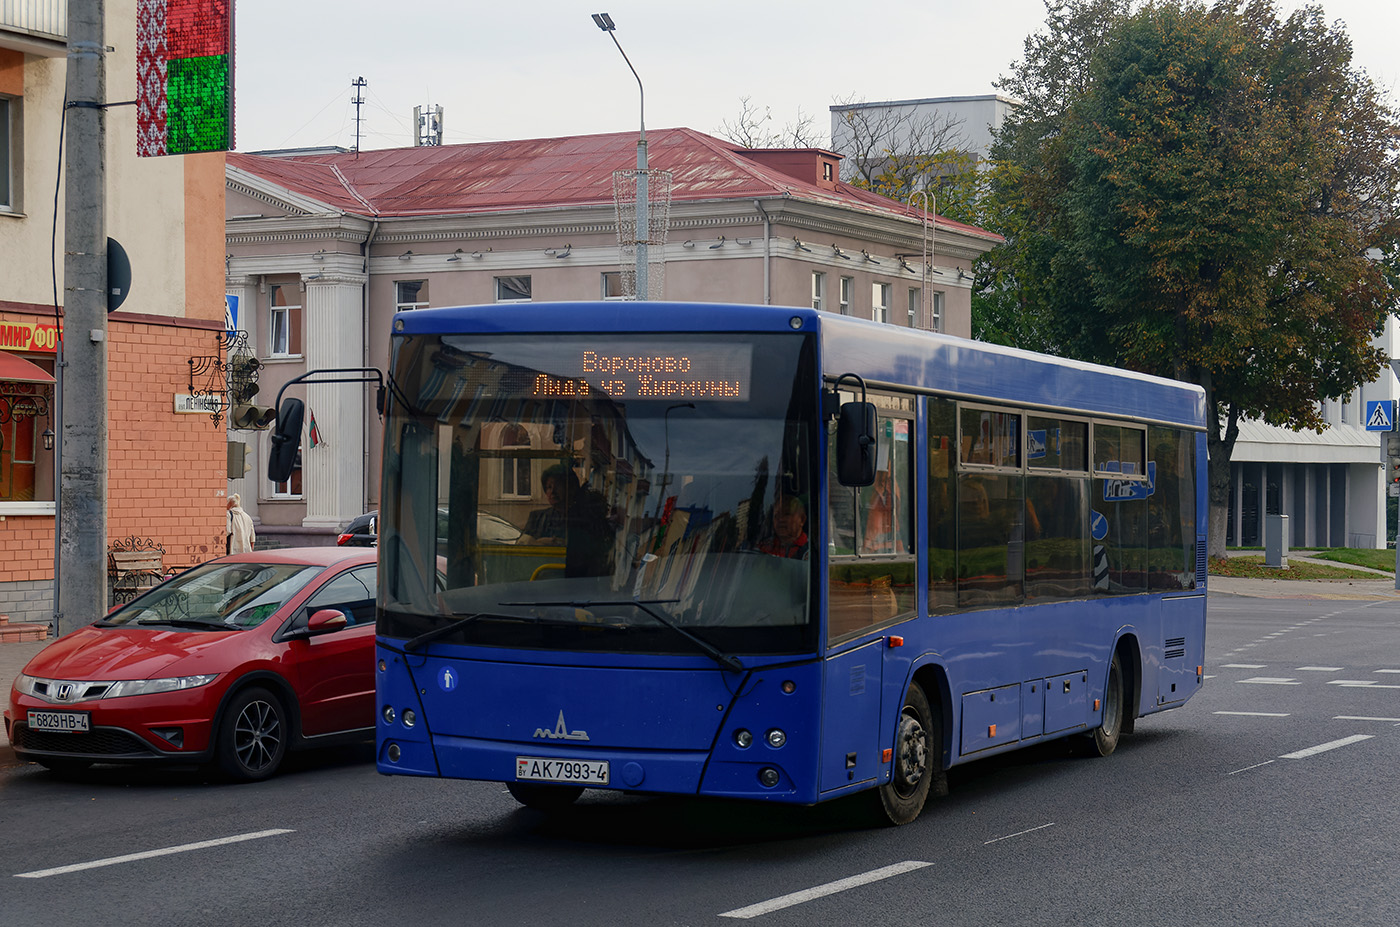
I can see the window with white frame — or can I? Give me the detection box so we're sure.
[395,280,428,311]
[498,423,532,499]
[268,284,303,356]
[272,446,303,498]
[872,282,890,323]
[907,287,921,327]
[0,95,13,211]
[839,276,853,315]
[601,271,625,299]
[812,271,826,311]
[495,275,532,302]
[931,291,945,332]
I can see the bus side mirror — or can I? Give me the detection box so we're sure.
[836,401,877,486]
[268,397,305,484]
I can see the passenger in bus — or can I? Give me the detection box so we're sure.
[862,469,904,553]
[759,495,809,559]
[521,464,614,576]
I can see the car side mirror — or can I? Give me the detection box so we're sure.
[306,608,349,634]
[836,401,877,486]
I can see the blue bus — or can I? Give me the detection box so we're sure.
[371,302,1205,824]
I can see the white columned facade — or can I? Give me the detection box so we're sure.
[301,271,367,530]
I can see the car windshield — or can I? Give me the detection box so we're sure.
[379,332,819,656]
[101,561,322,630]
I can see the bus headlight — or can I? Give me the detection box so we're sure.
[382,705,396,724]
[734,729,753,748]
[402,709,416,728]
[758,767,780,787]
[766,728,787,748]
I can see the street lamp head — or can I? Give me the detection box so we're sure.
[592,12,615,30]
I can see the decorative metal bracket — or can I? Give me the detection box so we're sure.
[0,382,52,424]
[188,330,257,427]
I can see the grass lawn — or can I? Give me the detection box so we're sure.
[1211,553,1388,580]
[1302,548,1396,572]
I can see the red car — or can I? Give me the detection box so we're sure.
[5,547,377,781]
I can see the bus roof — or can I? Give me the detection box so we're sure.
[394,302,1207,429]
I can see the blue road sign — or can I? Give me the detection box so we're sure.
[1365,400,1396,432]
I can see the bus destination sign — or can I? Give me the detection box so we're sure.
[531,344,752,402]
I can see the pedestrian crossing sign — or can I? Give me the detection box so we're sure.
[1365,400,1396,431]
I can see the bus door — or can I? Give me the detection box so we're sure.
[820,639,884,792]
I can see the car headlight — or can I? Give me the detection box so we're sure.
[102,675,219,699]
[13,674,40,697]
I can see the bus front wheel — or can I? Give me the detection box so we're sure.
[1084,652,1124,757]
[873,683,942,826]
[506,781,584,811]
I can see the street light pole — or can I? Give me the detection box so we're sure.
[592,12,649,300]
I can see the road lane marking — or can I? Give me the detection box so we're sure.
[1228,760,1275,775]
[1222,664,1267,669]
[14,829,295,879]
[1237,677,1300,685]
[1297,666,1342,672]
[984,823,1055,845]
[718,861,932,919]
[1377,669,1400,674]
[1335,716,1400,722]
[1328,681,1400,688]
[1279,735,1373,760]
[1214,711,1290,717]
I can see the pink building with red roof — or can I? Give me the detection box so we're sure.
[224,128,1002,544]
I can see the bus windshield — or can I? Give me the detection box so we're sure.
[379,331,818,656]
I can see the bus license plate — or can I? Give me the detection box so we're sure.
[515,756,609,785]
[27,710,90,734]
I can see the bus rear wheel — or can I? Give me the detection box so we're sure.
[506,781,584,811]
[1084,652,1124,757]
[873,683,941,826]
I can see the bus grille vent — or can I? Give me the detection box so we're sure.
[1165,636,1186,660]
[1195,537,1207,585]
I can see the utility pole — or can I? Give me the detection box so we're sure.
[351,77,367,154]
[57,0,109,636]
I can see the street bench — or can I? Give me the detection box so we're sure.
[108,537,167,604]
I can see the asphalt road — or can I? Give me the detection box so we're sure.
[4,591,1400,927]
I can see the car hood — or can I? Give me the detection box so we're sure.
[21,625,251,681]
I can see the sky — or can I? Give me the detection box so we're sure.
[230,0,1400,155]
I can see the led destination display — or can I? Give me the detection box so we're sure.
[530,344,752,402]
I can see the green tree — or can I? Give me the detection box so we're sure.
[992,0,1400,555]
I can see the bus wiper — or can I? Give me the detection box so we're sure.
[501,598,744,673]
[403,613,486,652]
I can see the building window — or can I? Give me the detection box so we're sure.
[812,272,826,311]
[268,285,303,357]
[0,95,12,211]
[839,276,853,315]
[823,162,834,182]
[272,447,303,498]
[0,410,37,500]
[601,271,625,300]
[907,287,921,327]
[395,280,428,311]
[931,291,944,332]
[872,282,890,324]
[499,423,532,500]
[495,275,532,302]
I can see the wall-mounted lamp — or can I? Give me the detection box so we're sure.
[547,244,573,258]
[832,245,851,260]
[312,249,326,261]
[957,268,968,281]
[708,236,726,250]
[305,273,323,281]
[682,240,695,248]
[472,248,492,259]
[398,250,414,261]
[793,237,812,253]
[735,238,752,246]
[898,258,915,273]
[43,428,54,452]
[447,248,464,262]
[861,250,881,265]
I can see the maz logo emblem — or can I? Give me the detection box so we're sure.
[533,710,589,741]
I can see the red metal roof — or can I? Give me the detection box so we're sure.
[228,128,1000,242]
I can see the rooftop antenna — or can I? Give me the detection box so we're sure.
[414,103,444,147]
[351,77,367,155]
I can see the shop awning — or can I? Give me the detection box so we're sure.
[0,352,55,384]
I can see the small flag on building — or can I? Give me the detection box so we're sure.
[308,409,325,448]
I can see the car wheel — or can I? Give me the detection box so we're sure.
[506,781,584,811]
[216,686,288,782]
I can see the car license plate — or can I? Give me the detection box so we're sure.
[27,710,91,734]
[515,756,609,785]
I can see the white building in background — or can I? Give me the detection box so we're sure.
[829,94,1020,181]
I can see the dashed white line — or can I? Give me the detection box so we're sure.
[1328,681,1400,689]
[1214,711,1290,717]
[1376,669,1400,674]
[1222,663,1267,669]
[14,829,295,879]
[719,861,933,919]
[984,823,1055,845]
[1228,760,1276,775]
[1279,735,1374,760]
[1237,677,1300,685]
[1335,716,1400,722]
[1297,666,1342,672]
